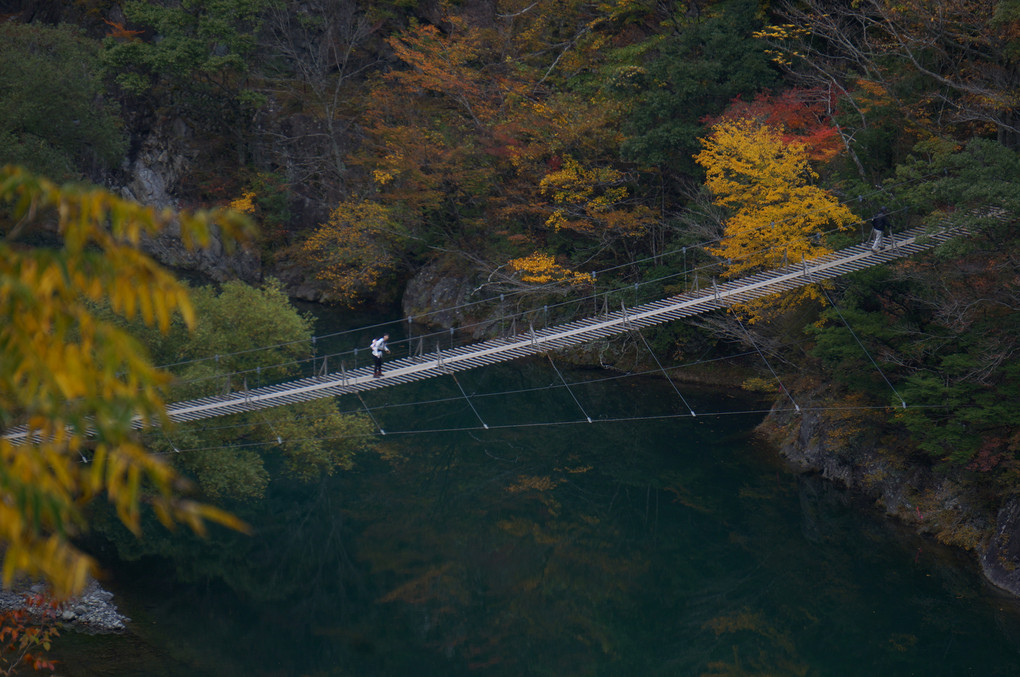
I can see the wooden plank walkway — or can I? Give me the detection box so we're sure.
[3,223,963,442]
[159,224,960,424]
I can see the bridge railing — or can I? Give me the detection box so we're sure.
[156,223,895,403]
[159,258,737,402]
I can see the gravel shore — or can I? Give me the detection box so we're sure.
[0,580,128,634]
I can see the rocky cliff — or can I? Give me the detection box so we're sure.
[118,116,261,284]
[759,399,1020,597]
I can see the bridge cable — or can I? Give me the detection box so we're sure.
[160,351,766,439]
[819,287,907,409]
[162,429,182,454]
[245,376,282,444]
[173,219,838,386]
[145,401,962,460]
[547,355,593,423]
[451,373,489,430]
[633,330,697,417]
[733,315,800,413]
[356,392,386,435]
[157,213,882,388]
[151,177,933,375]
[257,409,284,445]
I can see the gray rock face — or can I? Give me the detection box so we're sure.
[137,220,262,284]
[982,498,1020,596]
[401,261,500,338]
[124,119,193,210]
[402,262,474,328]
[119,117,261,284]
[273,254,332,303]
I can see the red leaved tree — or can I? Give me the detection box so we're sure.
[0,595,59,676]
[709,88,844,163]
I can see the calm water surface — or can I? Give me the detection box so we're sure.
[55,361,1020,676]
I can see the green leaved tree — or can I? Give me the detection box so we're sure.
[135,279,375,501]
[0,23,126,180]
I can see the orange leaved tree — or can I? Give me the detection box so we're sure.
[300,199,406,306]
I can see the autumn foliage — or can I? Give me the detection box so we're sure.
[539,158,650,236]
[709,88,844,162]
[507,252,594,286]
[300,199,405,306]
[0,166,254,598]
[324,3,647,301]
[0,595,58,676]
[695,117,855,320]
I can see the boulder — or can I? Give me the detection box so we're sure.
[982,497,1020,596]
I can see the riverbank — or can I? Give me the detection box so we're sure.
[757,395,1020,598]
[0,579,129,634]
[589,335,1020,600]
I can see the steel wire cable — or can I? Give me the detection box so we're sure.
[150,220,959,427]
[152,402,955,457]
[162,216,895,391]
[152,176,931,375]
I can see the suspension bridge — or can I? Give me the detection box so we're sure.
[2,222,964,445]
[153,223,959,425]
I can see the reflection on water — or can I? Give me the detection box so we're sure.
[56,363,1020,676]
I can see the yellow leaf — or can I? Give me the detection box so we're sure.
[0,165,253,598]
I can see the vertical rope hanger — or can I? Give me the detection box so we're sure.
[547,355,593,423]
[245,376,285,443]
[356,392,386,435]
[162,430,182,455]
[451,373,489,429]
[732,315,800,412]
[820,287,907,408]
[634,330,697,417]
[257,410,284,445]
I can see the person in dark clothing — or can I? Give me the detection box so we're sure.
[871,206,891,251]
[371,334,390,378]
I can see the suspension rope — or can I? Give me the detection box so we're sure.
[153,402,957,457]
[733,315,800,412]
[356,392,386,435]
[162,430,181,454]
[634,330,696,417]
[165,210,928,394]
[159,218,851,379]
[161,214,888,390]
[257,410,283,445]
[451,373,489,430]
[547,355,593,423]
[152,176,932,376]
[820,287,907,408]
[160,350,766,439]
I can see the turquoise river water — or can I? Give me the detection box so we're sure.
[51,359,1020,676]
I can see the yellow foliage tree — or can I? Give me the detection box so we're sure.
[0,165,254,598]
[538,157,650,236]
[507,252,594,286]
[695,118,855,320]
[300,199,404,306]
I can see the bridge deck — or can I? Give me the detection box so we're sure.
[160,224,960,424]
[3,224,962,441]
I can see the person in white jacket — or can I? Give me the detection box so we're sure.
[371,334,390,378]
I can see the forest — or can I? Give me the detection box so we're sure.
[1,0,1019,616]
